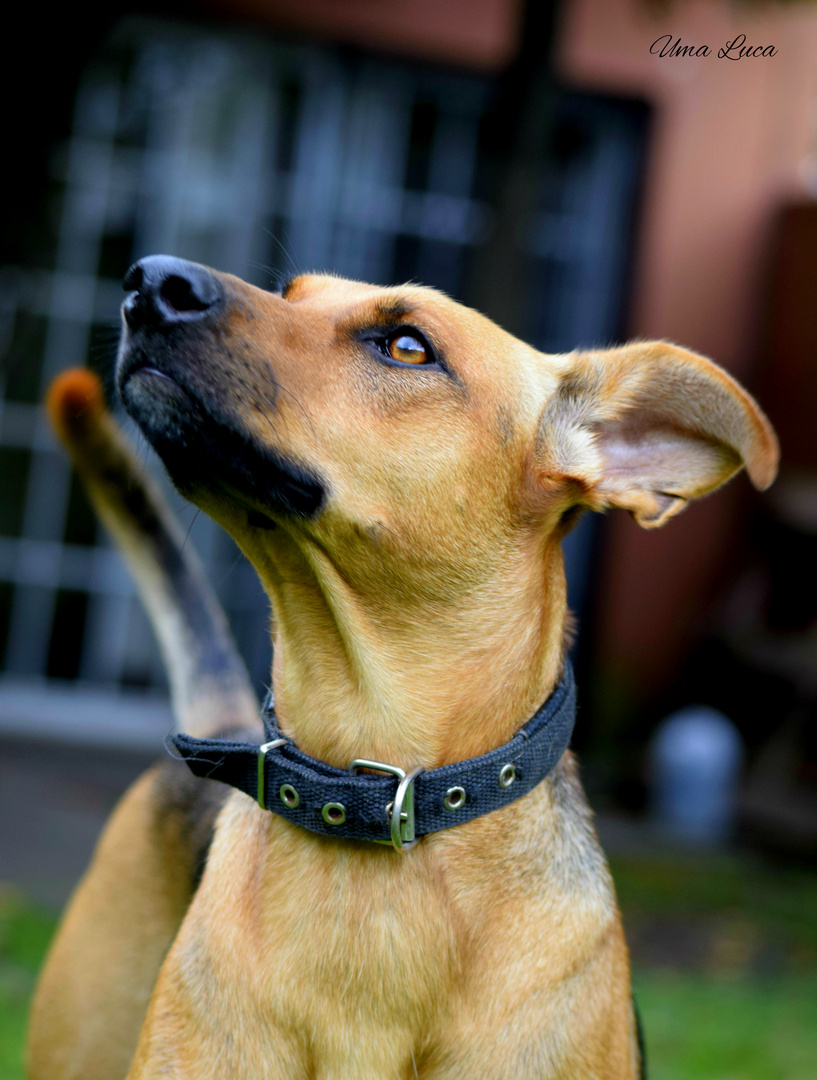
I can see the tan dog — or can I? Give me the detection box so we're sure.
[28,257,778,1079]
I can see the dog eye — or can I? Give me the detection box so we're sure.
[362,326,438,369]
[386,333,430,365]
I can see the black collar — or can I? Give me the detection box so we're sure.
[172,661,576,851]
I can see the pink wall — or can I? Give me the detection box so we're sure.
[555,0,817,697]
[201,0,525,69]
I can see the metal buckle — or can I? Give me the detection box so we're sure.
[257,739,288,809]
[349,758,425,851]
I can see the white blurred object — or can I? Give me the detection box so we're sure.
[649,706,745,843]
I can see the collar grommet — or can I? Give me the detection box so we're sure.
[443,786,466,810]
[280,784,300,809]
[498,763,517,789]
[322,802,347,825]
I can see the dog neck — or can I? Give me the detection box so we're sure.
[240,525,568,772]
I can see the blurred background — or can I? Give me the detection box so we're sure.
[2,0,817,1075]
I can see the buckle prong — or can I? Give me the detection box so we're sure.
[349,758,424,851]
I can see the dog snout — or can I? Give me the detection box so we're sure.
[123,255,223,330]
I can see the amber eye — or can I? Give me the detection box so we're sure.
[387,333,429,365]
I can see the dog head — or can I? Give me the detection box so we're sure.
[117,255,777,756]
[118,255,776,569]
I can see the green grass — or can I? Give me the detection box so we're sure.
[635,971,817,1080]
[2,855,817,1079]
[0,889,57,1080]
[614,853,817,1078]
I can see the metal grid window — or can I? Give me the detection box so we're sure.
[0,19,647,744]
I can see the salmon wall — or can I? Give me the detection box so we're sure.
[555,0,817,701]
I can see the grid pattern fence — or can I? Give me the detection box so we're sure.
[0,18,647,741]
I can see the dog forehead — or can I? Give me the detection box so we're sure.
[285,273,477,335]
[284,272,450,308]
[286,274,550,387]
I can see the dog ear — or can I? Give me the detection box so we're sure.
[534,341,779,528]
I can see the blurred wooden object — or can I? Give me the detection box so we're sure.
[721,203,817,853]
[759,202,817,475]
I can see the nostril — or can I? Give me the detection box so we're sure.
[160,274,212,314]
[121,256,223,328]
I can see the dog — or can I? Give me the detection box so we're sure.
[27,256,778,1079]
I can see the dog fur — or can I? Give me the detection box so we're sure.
[28,263,778,1079]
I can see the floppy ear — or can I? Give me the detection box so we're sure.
[534,341,779,528]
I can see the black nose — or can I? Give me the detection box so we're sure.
[122,255,223,329]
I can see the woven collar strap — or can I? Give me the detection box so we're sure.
[172,662,576,851]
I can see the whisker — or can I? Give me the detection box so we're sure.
[180,507,203,556]
[259,226,302,287]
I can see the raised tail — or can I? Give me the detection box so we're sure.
[47,369,262,739]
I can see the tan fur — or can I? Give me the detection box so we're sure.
[44,370,260,738]
[28,767,204,1080]
[29,268,777,1079]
